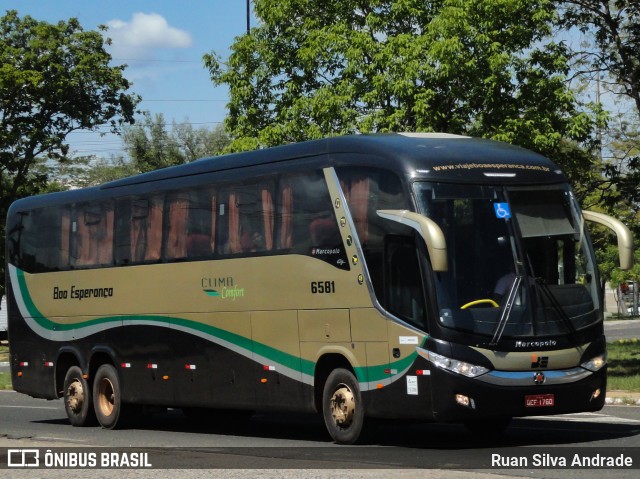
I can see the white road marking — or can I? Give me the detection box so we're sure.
[527,412,640,425]
[0,405,59,410]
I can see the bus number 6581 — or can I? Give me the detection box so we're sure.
[311,281,335,294]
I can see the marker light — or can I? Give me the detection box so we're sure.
[425,351,489,378]
[581,354,607,372]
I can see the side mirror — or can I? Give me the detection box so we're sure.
[583,210,634,270]
[377,210,448,272]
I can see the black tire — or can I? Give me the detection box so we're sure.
[322,368,365,444]
[464,416,512,435]
[92,364,124,429]
[63,366,96,427]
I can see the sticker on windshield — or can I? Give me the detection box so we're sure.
[494,203,511,219]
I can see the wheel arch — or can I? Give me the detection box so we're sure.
[88,346,118,383]
[55,348,84,398]
[313,353,357,412]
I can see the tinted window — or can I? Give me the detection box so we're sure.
[337,167,410,300]
[277,171,347,269]
[69,202,114,268]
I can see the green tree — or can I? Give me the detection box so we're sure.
[124,114,184,172]
[44,155,138,189]
[558,1,639,291]
[559,1,640,232]
[560,1,640,114]
[123,114,231,173]
[204,0,597,169]
[0,10,139,301]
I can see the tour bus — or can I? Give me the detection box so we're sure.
[5,133,633,444]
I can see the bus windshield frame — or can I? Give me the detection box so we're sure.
[413,181,601,343]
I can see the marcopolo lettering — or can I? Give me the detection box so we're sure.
[515,340,557,348]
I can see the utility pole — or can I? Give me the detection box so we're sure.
[596,73,602,162]
[246,0,250,33]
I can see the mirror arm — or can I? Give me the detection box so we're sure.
[377,209,448,272]
[583,210,634,270]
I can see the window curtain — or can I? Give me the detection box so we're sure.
[262,187,274,251]
[349,177,370,244]
[145,197,163,260]
[60,209,70,268]
[75,212,91,265]
[210,194,217,253]
[166,195,189,259]
[131,197,163,262]
[96,207,114,265]
[228,192,241,254]
[131,211,145,262]
[279,181,293,249]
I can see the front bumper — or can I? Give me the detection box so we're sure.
[430,365,606,422]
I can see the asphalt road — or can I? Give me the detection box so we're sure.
[604,319,640,342]
[0,320,638,478]
[0,390,639,479]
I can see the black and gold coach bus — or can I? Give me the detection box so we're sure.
[6,133,634,443]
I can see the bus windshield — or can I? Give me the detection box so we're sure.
[414,182,600,340]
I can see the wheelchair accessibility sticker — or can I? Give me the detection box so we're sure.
[494,203,511,219]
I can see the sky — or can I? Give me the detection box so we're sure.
[1,1,255,159]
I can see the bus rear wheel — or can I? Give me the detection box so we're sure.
[93,364,124,429]
[63,366,96,427]
[322,368,365,444]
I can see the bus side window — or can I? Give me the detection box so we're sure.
[133,196,164,262]
[384,235,427,330]
[337,167,409,299]
[186,188,216,258]
[7,210,36,272]
[164,192,189,260]
[36,207,70,272]
[70,202,114,268]
[277,171,342,255]
[8,206,71,273]
[217,182,275,256]
[116,194,170,265]
[273,171,349,269]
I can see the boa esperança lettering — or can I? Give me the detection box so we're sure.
[53,285,114,301]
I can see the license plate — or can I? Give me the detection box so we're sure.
[525,394,555,407]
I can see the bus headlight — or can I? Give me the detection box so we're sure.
[581,354,607,372]
[426,350,489,378]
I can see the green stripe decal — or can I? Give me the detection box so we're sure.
[14,266,418,384]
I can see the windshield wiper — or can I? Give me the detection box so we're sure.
[534,278,578,341]
[489,275,522,346]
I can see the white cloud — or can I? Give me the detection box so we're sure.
[106,12,192,58]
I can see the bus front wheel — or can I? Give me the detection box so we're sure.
[63,365,96,427]
[322,368,364,444]
[93,364,124,429]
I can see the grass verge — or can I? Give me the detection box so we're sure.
[607,339,640,392]
[0,372,11,390]
[0,345,10,390]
